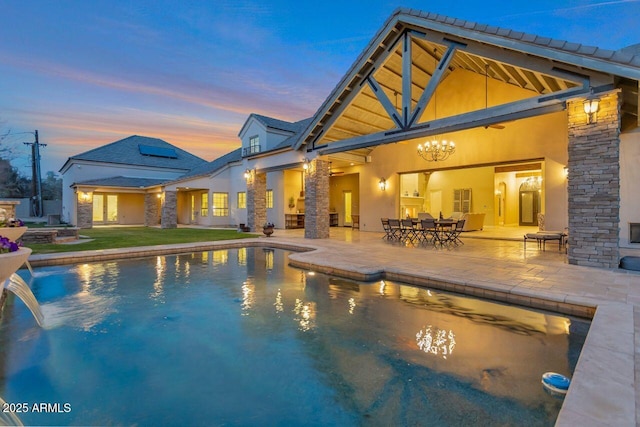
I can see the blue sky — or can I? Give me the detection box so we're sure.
[1,0,639,175]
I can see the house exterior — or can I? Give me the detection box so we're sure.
[61,8,640,269]
[60,135,206,227]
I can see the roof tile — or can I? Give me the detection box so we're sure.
[485,25,499,35]
[69,135,206,171]
[563,42,581,52]
[592,48,615,60]
[611,50,634,64]
[534,36,552,46]
[405,8,639,69]
[549,39,567,49]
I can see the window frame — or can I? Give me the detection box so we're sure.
[200,193,208,217]
[237,192,246,209]
[212,192,229,217]
[249,135,260,154]
[266,189,273,209]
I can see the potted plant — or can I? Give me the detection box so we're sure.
[263,222,275,237]
[288,196,295,210]
[0,236,30,285]
[0,208,27,242]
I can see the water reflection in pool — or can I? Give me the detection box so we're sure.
[0,248,587,426]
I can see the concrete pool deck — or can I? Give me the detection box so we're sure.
[27,227,640,426]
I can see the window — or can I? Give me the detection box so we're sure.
[250,135,260,154]
[453,188,472,214]
[213,192,229,217]
[266,189,273,209]
[201,193,208,217]
[237,192,246,209]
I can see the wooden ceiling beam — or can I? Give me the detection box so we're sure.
[317,88,587,155]
[521,69,547,93]
[502,64,530,89]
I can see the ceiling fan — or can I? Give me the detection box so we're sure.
[484,63,506,130]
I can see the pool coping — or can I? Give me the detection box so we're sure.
[24,238,635,426]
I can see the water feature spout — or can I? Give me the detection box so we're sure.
[25,260,34,277]
[5,273,44,327]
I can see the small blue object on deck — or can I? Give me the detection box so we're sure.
[619,256,640,271]
[542,372,570,394]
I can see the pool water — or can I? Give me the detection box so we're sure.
[0,248,588,426]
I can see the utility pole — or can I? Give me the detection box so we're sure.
[24,130,46,217]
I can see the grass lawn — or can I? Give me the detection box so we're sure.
[27,227,259,255]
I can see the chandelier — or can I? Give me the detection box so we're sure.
[417,139,455,162]
[416,49,455,162]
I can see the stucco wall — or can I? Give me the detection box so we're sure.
[329,173,360,226]
[357,68,568,232]
[117,193,145,224]
[620,127,640,248]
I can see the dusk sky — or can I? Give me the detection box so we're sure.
[1,0,639,176]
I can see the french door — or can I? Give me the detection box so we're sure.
[92,194,118,224]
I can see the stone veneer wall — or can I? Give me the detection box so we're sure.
[567,90,621,268]
[304,159,330,239]
[144,194,160,226]
[77,195,93,229]
[161,191,177,229]
[247,172,266,232]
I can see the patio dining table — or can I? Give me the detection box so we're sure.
[433,219,458,245]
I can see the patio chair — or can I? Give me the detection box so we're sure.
[419,218,439,245]
[351,214,360,229]
[401,218,417,243]
[381,218,392,239]
[446,219,466,245]
[388,219,402,240]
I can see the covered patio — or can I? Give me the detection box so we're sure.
[273,8,639,272]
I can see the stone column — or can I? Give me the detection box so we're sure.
[247,171,266,232]
[161,191,177,229]
[304,159,330,239]
[144,193,160,226]
[77,193,93,229]
[567,90,621,268]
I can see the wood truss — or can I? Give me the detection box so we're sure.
[296,17,621,159]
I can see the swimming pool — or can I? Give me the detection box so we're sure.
[0,247,588,426]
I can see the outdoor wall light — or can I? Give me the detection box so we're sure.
[244,169,251,179]
[79,191,91,201]
[302,158,309,171]
[378,178,387,191]
[156,193,162,199]
[563,166,569,178]
[583,96,600,124]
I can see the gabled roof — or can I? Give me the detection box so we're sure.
[293,8,640,151]
[272,118,313,150]
[60,135,207,172]
[171,148,243,183]
[238,113,311,138]
[397,9,640,69]
[73,176,169,189]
